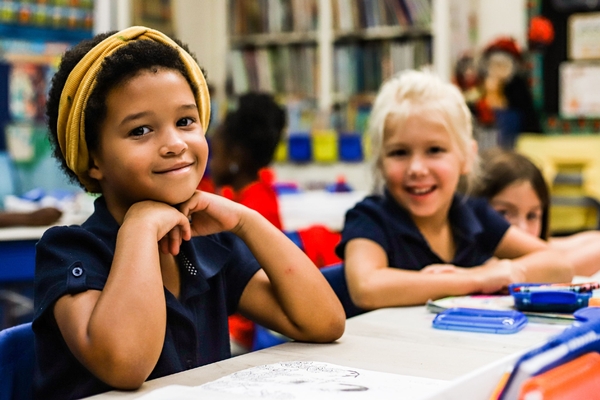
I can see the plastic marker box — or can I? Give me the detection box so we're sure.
[510,283,593,313]
[432,308,527,334]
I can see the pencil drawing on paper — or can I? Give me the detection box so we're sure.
[201,361,367,398]
[199,360,449,399]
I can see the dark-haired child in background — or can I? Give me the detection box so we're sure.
[208,92,286,354]
[208,92,343,353]
[473,148,600,277]
[209,92,285,230]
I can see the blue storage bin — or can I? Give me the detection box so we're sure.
[338,133,363,162]
[288,133,312,163]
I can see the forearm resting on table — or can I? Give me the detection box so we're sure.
[347,267,489,309]
[234,209,345,342]
[512,248,574,283]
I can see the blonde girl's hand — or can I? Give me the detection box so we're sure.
[123,200,191,256]
[472,259,525,294]
[178,191,247,237]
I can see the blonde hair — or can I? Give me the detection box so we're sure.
[367,69,478,194]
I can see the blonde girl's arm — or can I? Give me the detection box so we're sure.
[344,238,519,308]
[53,201,192,389]
[549,231,600,277]
[493,226,574,283]
[179,191,345,343]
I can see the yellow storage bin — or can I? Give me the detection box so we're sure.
[274,140,287,163]
[516,134,600,234]
[362,134,372,161]
[312,129,338,163]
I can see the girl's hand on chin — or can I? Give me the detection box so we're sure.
[178,191,246,237]
[124,200,192,256]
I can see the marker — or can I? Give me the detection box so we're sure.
[513,283,600,293]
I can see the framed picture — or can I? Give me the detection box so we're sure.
[560,61,600,117]
[568,12,600,60]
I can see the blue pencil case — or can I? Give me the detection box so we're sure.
[432,307,527,334]
[509,283,592,313]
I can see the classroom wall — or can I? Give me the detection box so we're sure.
[477,0,526,50]
[173,0,228,106]
[86,0,529,194]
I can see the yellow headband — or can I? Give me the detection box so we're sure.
[57,26,211,192]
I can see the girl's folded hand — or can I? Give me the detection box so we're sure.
[179,190,248,237]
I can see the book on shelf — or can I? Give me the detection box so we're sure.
[229,0,317,35]
[228,45,318,97]
[332,0,431,31]
[333,38,431,99]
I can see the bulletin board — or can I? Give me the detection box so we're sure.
[560,61,600,117]
[568,12,600,60]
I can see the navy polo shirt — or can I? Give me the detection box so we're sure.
[336,191,510,270]
[32,196,261,400]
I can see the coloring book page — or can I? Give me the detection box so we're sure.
[140,360,449,399]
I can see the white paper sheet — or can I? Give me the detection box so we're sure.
[139,361,449,400]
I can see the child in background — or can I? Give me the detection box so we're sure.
[35,27,344,399]
[473,148,600,277]
[209,92,342,353]
[209,92,284,353]
[209,92,286,229]
[335,70,572,311]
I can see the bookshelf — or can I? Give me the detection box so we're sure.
[226,0,436,134]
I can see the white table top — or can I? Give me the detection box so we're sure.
[87,306,568,399]
[0,208,94,241]
[279,190,367,231]
[0,226,49,241]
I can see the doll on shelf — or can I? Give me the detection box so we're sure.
[474,37,541,149]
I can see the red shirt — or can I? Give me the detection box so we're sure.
[221,169,281,350]
[221,169,282,229]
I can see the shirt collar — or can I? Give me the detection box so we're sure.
[82,196,230,299]
[382,190,483,243]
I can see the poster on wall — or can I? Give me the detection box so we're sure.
[560,61,600,117]
[9,62,49,122]
[568,12,600,60]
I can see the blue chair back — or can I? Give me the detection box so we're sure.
[251,324,289,352]
[0,322,34,400]
[284,230,304,251]
[320,263,366,318]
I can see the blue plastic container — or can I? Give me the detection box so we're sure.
[338,133,363,162]
[288,133,312,163]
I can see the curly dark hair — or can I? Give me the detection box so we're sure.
[218,92,286,171]
[46,31,207,190]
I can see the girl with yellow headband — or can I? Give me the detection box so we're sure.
[33,27,344,399]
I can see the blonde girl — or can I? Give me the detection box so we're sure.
[334,70,572,310]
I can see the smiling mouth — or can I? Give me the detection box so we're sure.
[155,162,194,174]
[406,186,435,195]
